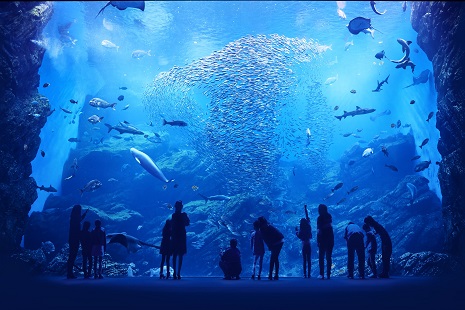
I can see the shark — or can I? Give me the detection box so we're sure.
[107,232,160,253]
[198,193,231,204]
[404,69,431,88]
[390,38,412,64]
[335,106,376,120]
[105,122,144,135]
[130,147,174,183]
[96,1,145,18]
[37,184,57,193]
[372,74,390,92]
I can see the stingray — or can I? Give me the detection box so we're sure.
[347,17,382,35]
[107,232,160,253]
[96,1,145,18]
[404,69,431,88]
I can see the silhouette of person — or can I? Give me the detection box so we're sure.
[363,223,378,278]
[159,219,172,279]
[171,200,190,280]
[80,220,93,279]
[317,204,334,279]
[364,216,391,278]
[296,204,312,278]
[219,238,242,280]
[91,219,106,279]
[257,216,284,280]
[67,204,88,279]
[344,222,365,279]
[250,220,265,280]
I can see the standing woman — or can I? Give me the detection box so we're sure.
[67,204,88,279]
[171,200,190,280]
[257,216,284,280]
[316,204,334,280]
[296,204,312,278]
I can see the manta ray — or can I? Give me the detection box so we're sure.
[96,1,145,18]
[107,233,160,253]
[404,69,431,88]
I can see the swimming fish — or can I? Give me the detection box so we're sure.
[130,147,174,183]
[324,74,338,85]
[419,138,429,149]
[132,49,151,58]
[101,39,119,51]
[375,50,386,60]
[362,148,374,157]
[43,83,50,88]
[385,164,398,172]
[410,100,415,104]
[40,150,45,157]
[426,112,434,122]
[370,1,387,15]
[350,89,356,94]
[118,95,124,101]
[70,99,78,104]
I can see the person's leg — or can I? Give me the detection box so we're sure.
[318,245,325,278]
[93,256,98,278]
[67,244,78,278]
[177,255,183,279]
[326,245,333,279]
[252,255,258,279]
[88,255,93,277]
[166,255,171,278]
[160,254,166,278]
[274,243,283,279]
[82,255,87,278]
[258,254,263,279]
[356,240,365,278]
[268,250,274,280]
[98,255,103,278]
[302,249,307,277]
[347,239,355,278]
[172,254,178,279]
[371,252,377,276]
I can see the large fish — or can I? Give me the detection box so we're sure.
[414,160,431,172]
[130,147,174,183]
[404,69,431,88]
[79,179,102,196]
[198,193,231,204]
[89,98,117,110]
[105,122,144,135]
[390,38,412,64]
[96,1,145,18]
[370,1,386,15]
[163,119,187,127]
[335,106,376,120]
[107,232,160,253]
[37,184,57,193]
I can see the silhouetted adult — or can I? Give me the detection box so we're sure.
[171,200,190,280]
[344,222,365,279]
[363,223,378,278]
[91,219,106,279]
[296,204,312,278]
[364,216,391,278]
[159,219,172,279]
[67,204,88,279]
[250,220,265,280]
[317,204,334,279]
[219,238,242,280]
[80,220,93,279]
[257,216,284,280]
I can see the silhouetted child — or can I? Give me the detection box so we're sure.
[363,223,378,278]
[91,219,106,279]
[250,220,265,280]
[80,220,93,279]
[159,219,172,279]
[219,238,242,280]
[296,204,312,278]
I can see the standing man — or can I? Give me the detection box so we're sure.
[344,222,365,279]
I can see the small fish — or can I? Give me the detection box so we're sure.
[375,50,385,60]
[334,106,339,111]
[342,133,352,137]
[403,123,411,128]
[411,155,421,161]
[162,185,167,190]
[419,138,429,149]
[362,148,374,157]
[390,123,396,128]
[402,1,407,12]
[60,107,72,114]
[385,164,398,172]
[397,120,402,128]
[426,112,434,122]
[70,99,78,104]
[122,104,130,110]
[414,160,432,172]
[68,138,81,143]
[410,100,415,105]
[132,49,151,59]
[323,191,335,200]
[31,113,41,118]
[31,100,38,105]
[347,186,359,195]
[336,198,346,205]
[88,115,104,125]
[40,150,45,157]
[344,40,354,51]
[348,160,355,166]
[43,83,50,88]
[118,95,124,101]
[119,87,127,90]
[174,183,179,188]
[192,185,199,191]
[350,89,356,94]
[332,182,343,192]
[381,146,388,157]
[101,39,119,51]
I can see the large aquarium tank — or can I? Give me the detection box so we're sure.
[22,1,444,278]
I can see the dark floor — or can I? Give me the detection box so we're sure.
[1,274,465,310]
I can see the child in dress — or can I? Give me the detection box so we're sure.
[250,220,265,280]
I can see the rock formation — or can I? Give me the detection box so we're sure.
[0,2,53,256]
[411,2,465,265]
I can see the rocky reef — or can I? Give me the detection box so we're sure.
[0,2,53,256]
[411,2,465,266]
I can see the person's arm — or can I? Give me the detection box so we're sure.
[304,205,309,221]
[80,208,89,221]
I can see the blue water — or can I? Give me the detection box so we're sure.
[31,0,441,215]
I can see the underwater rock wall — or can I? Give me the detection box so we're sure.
[411,2,465,263]
[0,2,53,255]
